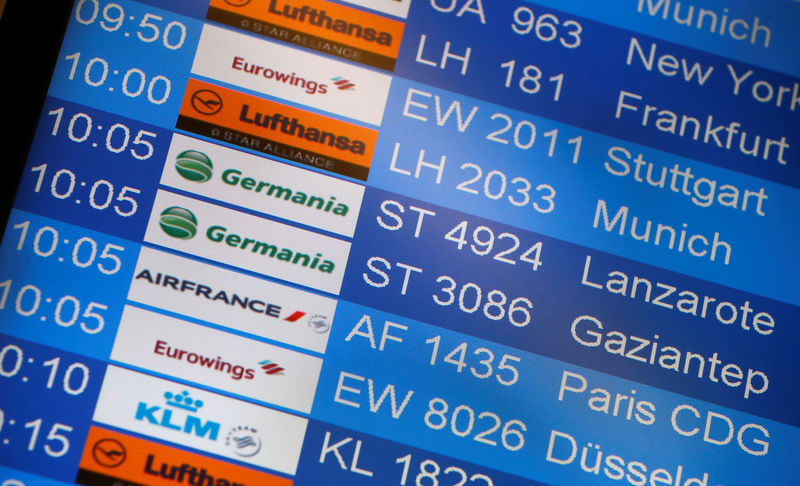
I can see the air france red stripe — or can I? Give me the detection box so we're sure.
[284,311,306,322]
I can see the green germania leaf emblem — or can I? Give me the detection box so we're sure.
[175,150,213,182]
[159,207,198,239]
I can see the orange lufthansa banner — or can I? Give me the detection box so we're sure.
[177,78,378,180]
[77,426,292,486]
[207,0,404,70]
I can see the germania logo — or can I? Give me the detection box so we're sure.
[225,426,262,457]
[206,225,336,273]
[238,105,366,155]
[258,360,285,375]
[267,0,393,46]
[221,168,350,216]
[331,76,355,90]
[159,207,198,239]
[175,150,214,182]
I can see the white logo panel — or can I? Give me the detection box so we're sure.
[162,133,364,237]
[128,247,336,353]
[192,24,392,125]
[93,366,307,474]
[144,190,350,294]
[111,306,323,413]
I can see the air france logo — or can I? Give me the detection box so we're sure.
[135,390,221,441]
[259,360,285,375]
[175,150,214,182]
[331,76,355,90]
[159,207,198,240]
[225,426,262,457]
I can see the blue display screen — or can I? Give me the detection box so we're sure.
[0,0,797,485]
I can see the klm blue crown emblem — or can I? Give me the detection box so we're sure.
[164,390,204,412]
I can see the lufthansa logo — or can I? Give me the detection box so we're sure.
[92,438,127,468]
[225,0,251,6]
[191,89,223,115]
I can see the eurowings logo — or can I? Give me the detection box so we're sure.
[331,76,355,90]
[153,339,256,380]
[232,56,330,95]
[259,360,285,375]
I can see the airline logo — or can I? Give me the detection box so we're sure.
[159,207,198,239]
[135,389,220,441]
[128,247,337,353]
[191,24,391,125]
[161,134,364,238]
[259,360,285,375]
[207,0,405,70]
[93,366,308,474]
[154,339,256,381]
[92,438,127,468]
[331,76,355,90]
[111,305,323,413]
[337,0,411,19]
[143,190,351,294]
[78,426,292,485]
[307,314,331,333]
[225,426,262,457]
[175,150,214,182]
[177,78,378,181]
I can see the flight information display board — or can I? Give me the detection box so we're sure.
[0,0,798,485]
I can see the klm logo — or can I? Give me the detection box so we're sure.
[135,390,220,440]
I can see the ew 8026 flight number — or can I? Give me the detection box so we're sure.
[425,398,527,452]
